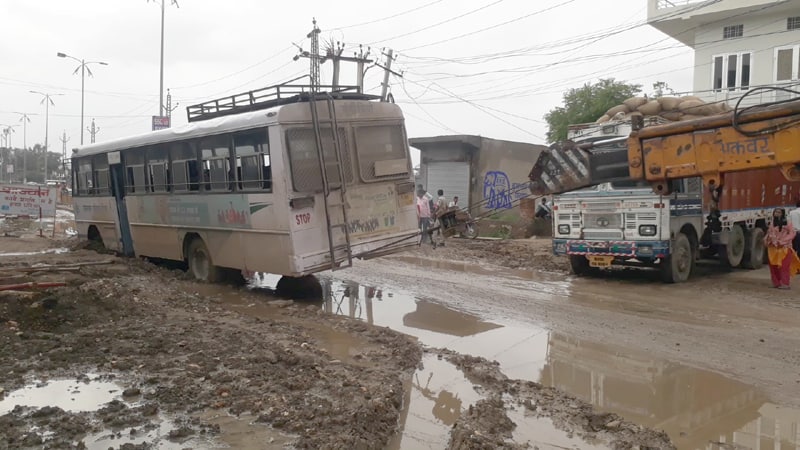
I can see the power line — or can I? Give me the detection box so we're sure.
[329,0,445,31]
[397,0,578,53]
[366,0,506,46]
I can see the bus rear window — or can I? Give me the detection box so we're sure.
[354,125,408,182]
[286,127,351,193]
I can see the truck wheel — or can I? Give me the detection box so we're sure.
[569,255,591,276]
[719,224,745,268]
[187,238,221,283]
[660,232,694,283]
[742,227,765,270]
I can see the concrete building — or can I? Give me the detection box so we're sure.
[409,135,546,216]
[647,0,800,105]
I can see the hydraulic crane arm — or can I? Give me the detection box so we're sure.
[626,97,800,194]
[528,137,632,196]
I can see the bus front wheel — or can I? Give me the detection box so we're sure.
[187,238,221,283]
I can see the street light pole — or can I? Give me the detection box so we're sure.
[16,113,31,183]
[31,91,62,183]
[56,52,108,146]
[148,0,179,116]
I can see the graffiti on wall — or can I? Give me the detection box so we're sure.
[483,171,513,209]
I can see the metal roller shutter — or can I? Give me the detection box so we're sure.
[425,162,470,207]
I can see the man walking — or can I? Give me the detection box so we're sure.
[416,186,432,243]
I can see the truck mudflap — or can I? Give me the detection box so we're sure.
[553,239,670,260]
[528,138,631,196]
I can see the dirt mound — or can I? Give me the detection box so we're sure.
[0,247,422,449]
[415,238,569,273]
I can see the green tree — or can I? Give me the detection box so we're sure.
[544,78,642,143]
[651,81,676,98]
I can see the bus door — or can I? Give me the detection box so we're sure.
[108,151,135,256]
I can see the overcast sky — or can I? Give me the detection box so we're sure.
[0,0,695,165]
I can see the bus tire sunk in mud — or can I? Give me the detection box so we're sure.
[660,232,694,283]
[719,224,745,268]
[276,275,323,300]
[742,227,766,270]
[569,255,592,276]
[187,238,221,283]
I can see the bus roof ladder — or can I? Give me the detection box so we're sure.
[186,80,380,123]
[309,93,353,271]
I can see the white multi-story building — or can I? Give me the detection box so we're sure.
[648,0,800,105]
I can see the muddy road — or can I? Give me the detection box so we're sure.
[0,235,675,450]
[303,238,800,449]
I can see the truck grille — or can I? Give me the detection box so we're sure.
[625,212,657,229]
[583,213,622,229]
[583,230,624,240]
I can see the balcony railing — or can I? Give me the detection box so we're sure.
[656,0,710,9]
[677,81,800,109]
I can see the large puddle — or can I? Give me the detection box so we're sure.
[247,264,800,450]
[0,375,286,449]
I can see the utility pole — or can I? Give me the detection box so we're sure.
[0,125,17,183]
[379,48,399,102]
[308,19,321,92]
[59,131,70,181]
[16,113,31,183]
[87,119,99,144]
[165,89,179,120]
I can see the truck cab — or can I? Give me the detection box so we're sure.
[552,118,703,282]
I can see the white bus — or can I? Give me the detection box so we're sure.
[70,85,419,283]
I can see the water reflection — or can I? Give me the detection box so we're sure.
[541,333,800,450]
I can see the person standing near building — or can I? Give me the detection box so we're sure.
[416,186,432,242]
[789,200,800,253]
[448,196,459,208]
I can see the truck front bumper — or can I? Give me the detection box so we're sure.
[553,239,670,260]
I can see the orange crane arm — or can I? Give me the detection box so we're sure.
[627,97,800,195]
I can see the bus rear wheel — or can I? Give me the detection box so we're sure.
[187,238,221,283]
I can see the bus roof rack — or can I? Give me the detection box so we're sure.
[186,82,382,123]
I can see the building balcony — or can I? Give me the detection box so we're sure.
[647,0,796,47]
[681,81,800,109]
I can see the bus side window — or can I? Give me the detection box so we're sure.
[169,141,199,192]
[233,129,270,192]
[123,149,146,194]
[200,135,232,192]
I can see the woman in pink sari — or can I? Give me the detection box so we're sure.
[765,208,800,289]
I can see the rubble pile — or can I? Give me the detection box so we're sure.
[596,95,730,123]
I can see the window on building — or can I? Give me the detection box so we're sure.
[233,129,271,191]
[200,135,232,191]
[712,52,753,91]
[775,46,799,82]
[788,16,800,30]
[723,24,743,39]
[169,141,200,192]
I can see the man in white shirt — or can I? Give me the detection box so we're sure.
[790,201,800,252]
[448,196,459,208]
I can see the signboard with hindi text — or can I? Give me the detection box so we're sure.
[0,184,58,217]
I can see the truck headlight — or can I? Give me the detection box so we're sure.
[639,224,657,236]
[558,224,570,234]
